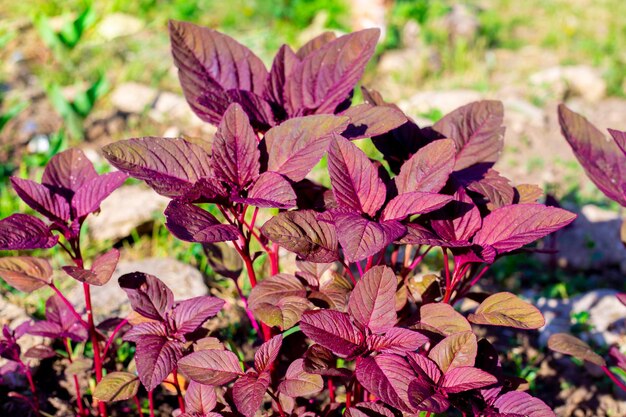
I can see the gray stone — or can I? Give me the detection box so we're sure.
[86,184,169,242]
[538,289,626,347]
[554,205,626,271]
[529,65,606,102]
[69,258,208,321]
[110,82,158,114]
[503,98,546,135]
[399,89,483,116]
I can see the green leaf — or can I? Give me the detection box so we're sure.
[468,292,545,330]
[93,372,140,403]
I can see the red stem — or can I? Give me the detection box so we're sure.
[18,359,39,413]
[64,339,87,416]
[328,378,335,403]
[442,248,453,303]
[365,256,374,272]
[102,318,129,358]
[408,246,431,271]
[133,395,144,417]
[356,261,364,277]
[148,390,155,417]
[342,262,357,285]
[83,283,107,417]
[172,369,185,413]
[49,282,87,326]
[602,366,626,392]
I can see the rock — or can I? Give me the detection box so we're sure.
[150,92,216,134]
[530,66,606,102]
[444,4,478,42]
[399,89,483,116]
[86,185,169,241]
[110,82,158,114]
[97,13,143,40]
[554,205,626,271]
[69,258,208,321]
[537,289,626,347]
[502,98,545,135]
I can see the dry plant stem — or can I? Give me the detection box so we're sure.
[102,318,129,357]
[172,369,185,413]
[133,395,144,417]
[64,338,87,417]
[602,366,626,392]
[148,390,155,417]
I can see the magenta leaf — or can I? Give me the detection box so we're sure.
[381,192,453,221]
[463,168,515,210]
[406,352,442,384]
[492,391,555,417]
[28,294,88,342]
[407,379,450,413]
[42,149,98,195]
[169,20,269,126]
[296,32,337,59]
[430,186,482,244]
[472,204,576,254]
[348,266,397,333]
[559,104,626,206]
[340,104,407,140]
[300,310,364,358]
[233,371,271,417]
[335,213,405,262]
[261,211,339,262]
[345,403,396,417]
[368,327,429,354]
[399,223,470,248]
[241,171,296,209]
[71,171,128,218]
[265,115,349,182]
[441,367,497,393]
[254,334,282,372]
[118,272,174,320]
[184,381,217,414]
[63,249,120,286]
[172,296,225,335]
[428,331,477,373]
[102,137,213,198]
[328,135,386,216]
[278,358,323,397]
[0,214,58,250]
[609,128,626,157]
[178,349,244,385]
[303,344,351,378]
[285,29,379,116]
[355,354,415,412]
[395,139,456,194]
[211,103,260,189]
[249,274,306,311]
[264,44,299,109]
[10,177,70,222]
[124,322,183,391]
[432,100,505,170]
[164,200,239,243]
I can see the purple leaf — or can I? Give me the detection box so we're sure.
[345,403,396,417]
[468,292,545,329]
[381,192,453,221]
[348,266,397,333]
[492,391,555,417]
[265,116,349,182]
[63,249,120,286]
[285,29,379,116]
[368,327,429,354]
[296,32,337,59]
[164,200,239,243]
[169,20,268,126]
[10,177,70,221]
[242,171,296,209]
[71,171,128,218]
[278,358,323,397]
[185,381,217,414]
[300,310,364,358]
[399,223,470,247]
[211,103,260,189]
[340,104,407,140]
[255,334,282,372]
[0,256,53,293]
[418,303,472,336]
[233,371,271,417]
[463,168,515,210]
[395,139,456,194]
[102,137,213,198]
[118,272,174,320]
[23,344,56,360]
[432,100,505,170]
[222,89,276,130]
[42,149,98,195]
[178,349,244,385]
[261,211,339,262]
[172,296,225,335]
[430,186,482,243]
[472,204,576,254]
[355,354,415,412]
[29,294,88,341]
[547,333,606,366]
[328,135,386,216]
[303,344,351,377]
[428,331,477,373]
[264,45,299,109]
[559,104,626,206]
[609,128,626,156]
[335,213,405,262]
[441,366,497,393]
[0,214,58,250]
[124,322,183,391]
[406,352,442,384]
[407,379,450,413]
[249,274,307,311]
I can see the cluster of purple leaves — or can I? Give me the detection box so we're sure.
[546,106,626,389]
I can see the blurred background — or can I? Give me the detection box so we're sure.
[1,1,626,415]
